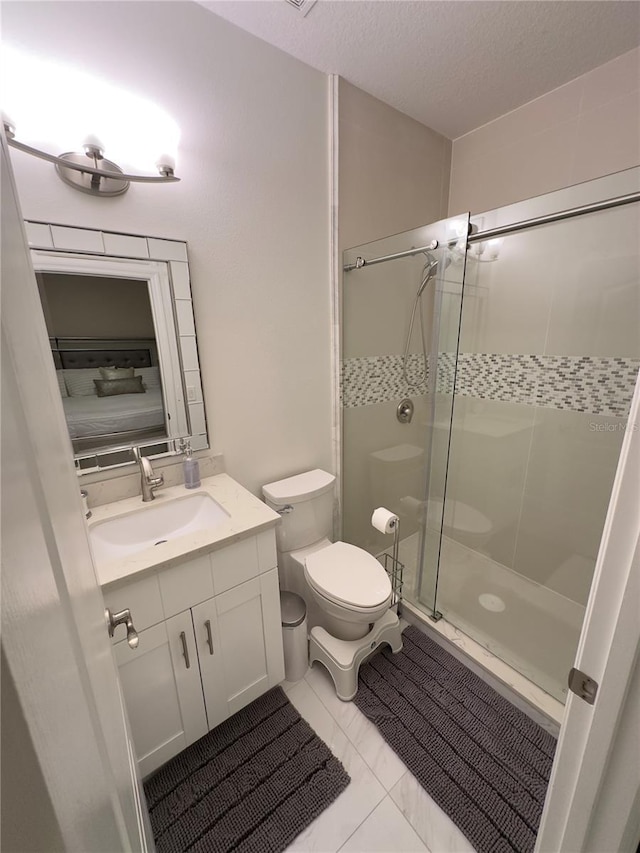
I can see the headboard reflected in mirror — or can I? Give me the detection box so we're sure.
[27,221,208,473]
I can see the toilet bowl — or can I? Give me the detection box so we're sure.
[262,469,403,697]
[304,541,392,640]
[262,470,393,639]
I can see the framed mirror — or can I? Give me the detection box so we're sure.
[26,221,208,473]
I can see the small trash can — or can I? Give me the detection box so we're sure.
[280,591,308,682]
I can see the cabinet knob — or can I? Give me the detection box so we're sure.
[105,608,139,649]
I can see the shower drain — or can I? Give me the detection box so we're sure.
[478,593,506,612]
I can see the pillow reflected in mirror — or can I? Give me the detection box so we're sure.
[135,365,161,390]
[64,368,102,396]
[94,376,146,397]
[99,366,135,380]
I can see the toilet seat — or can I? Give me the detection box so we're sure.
[304,542,391,610]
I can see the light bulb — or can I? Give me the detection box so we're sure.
[156,153,176,176]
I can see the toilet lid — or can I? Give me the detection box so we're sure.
[305,542,391,609]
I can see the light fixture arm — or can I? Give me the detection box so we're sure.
[6,136,179,183]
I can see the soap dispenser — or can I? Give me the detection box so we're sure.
[182,440,201,489]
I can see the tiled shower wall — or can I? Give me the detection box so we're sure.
[341,353,639,418]
[341,348,639,607]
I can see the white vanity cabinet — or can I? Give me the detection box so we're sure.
[104,529,284,777]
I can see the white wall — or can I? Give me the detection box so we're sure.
[4,1,331,495]
[449,48,640,214]
[39,274,155,339]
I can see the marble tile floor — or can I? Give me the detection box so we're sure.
[281,629,476,853]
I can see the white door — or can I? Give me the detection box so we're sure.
[1,130,151,850]
[115,616,208,777]
[536,372,640,852]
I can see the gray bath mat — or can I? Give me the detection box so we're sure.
[144,686,350,853]
[355,625,556,853]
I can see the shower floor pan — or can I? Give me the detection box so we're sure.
[398,534,585,705]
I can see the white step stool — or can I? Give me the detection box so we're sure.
[308,609,403,701]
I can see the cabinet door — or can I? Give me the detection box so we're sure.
[114,612,207,777]
[199,569,285,720]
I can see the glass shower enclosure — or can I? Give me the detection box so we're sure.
[342,168,640,703]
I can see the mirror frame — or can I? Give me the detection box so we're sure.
[26,220,208,473]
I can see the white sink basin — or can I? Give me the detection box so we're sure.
[90,493,230,566]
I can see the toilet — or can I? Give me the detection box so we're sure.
[262,469,403,700]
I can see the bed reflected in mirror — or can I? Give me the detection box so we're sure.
[37,272,168,453]
[28,227,208,472]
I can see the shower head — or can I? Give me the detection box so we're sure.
[417,256,438,296]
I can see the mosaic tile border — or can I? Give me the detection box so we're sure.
[341,353,639,418]
[340,354,428,407]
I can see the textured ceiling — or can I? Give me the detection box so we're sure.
[199,0,640,139]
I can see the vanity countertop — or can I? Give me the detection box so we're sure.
[91,473,280,588]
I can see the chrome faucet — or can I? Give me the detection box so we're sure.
[133,446,164,502]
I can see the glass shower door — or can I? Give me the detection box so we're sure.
[415,226,469,617]
[424,175,640,702]
[342,213,469,609]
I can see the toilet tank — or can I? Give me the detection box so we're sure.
[262,469,335,553]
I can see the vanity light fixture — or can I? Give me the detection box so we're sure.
[3,120,179,197]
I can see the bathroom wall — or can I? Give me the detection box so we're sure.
[339,79,451,250]
[38,275,155,339]
[4,1,331,496]
[449,48,640,215]
[338,80,452,547]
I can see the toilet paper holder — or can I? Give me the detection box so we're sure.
[372,507,403,609]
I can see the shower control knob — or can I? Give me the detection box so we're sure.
[397,399,414,424]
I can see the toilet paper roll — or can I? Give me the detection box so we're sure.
[371,507,399,535]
